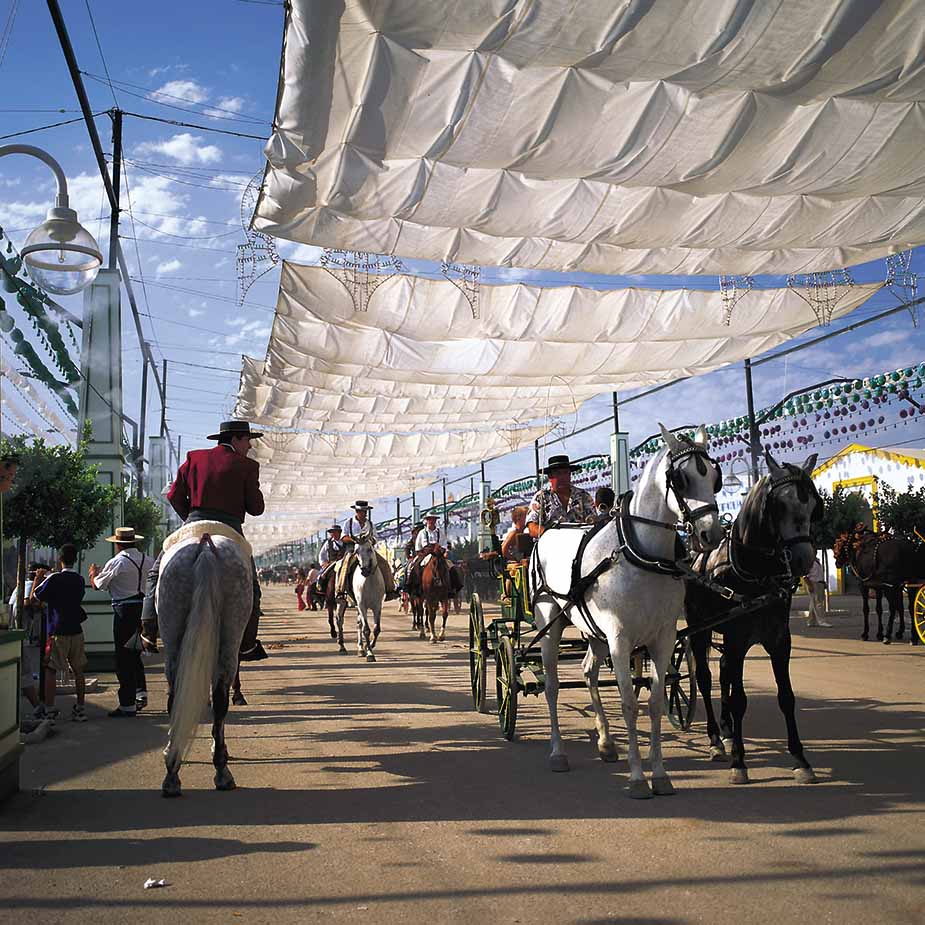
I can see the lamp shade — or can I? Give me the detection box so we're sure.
[21,207,102,295]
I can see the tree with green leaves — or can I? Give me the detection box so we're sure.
[875,483,925,540]
[815,486,873,550]
[123,492,165,555]
[0,431,120,626]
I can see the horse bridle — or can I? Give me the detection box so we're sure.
[665,444,721,534]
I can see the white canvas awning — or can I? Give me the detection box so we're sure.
[254,0,925,274]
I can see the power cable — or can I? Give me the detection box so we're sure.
[0,113,95,141]
[129,277,277,312]
[121,109,269,141]
[0,0,19,71]
[129,215,239,240]
[83,1,118,107]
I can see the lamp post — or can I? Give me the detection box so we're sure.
[0,145,102,295]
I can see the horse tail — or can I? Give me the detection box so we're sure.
[169,537,222,764]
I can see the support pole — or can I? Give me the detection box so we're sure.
[107,109,122,271]
[136,350,148,498]
[534,439,541,491]
[442,477,448,537]
[160,359,168,438]
[612,390,620,432]
[395,496,401,541]
[744,358,761,485]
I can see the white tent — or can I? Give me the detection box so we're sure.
[254,0,925,274]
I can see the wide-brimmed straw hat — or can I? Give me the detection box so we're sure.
[326,524,342,533]
[207,420,264,441]
[542,454,582,475]
[106,526,144,544]
[424,512,439,520]
[351,500,373,511]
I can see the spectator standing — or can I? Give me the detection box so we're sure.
[10,562,43,716]
[31,544,87,723]
[88,527,155,717]
[805,557,832,627]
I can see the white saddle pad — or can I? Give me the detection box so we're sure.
[420,553,433,568]
[162,520,253,558]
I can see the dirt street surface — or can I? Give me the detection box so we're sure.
[2,588,923,924]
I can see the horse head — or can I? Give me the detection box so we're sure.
[355,537,378,577]
[752,450,820,577]
[658,423,723,553]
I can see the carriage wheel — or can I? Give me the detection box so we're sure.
[468,594,488,713]
[495,635,518,741]
[913,587,925,646]
[666,635,697,730]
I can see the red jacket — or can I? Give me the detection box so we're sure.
[167,445,265,524]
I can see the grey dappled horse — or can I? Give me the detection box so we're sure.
[345,536,385,661]
[157,532,252,797]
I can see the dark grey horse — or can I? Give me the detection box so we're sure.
[158,529,252,797]
[686,451,821,786]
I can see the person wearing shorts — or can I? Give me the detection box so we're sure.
[32,543,88,723]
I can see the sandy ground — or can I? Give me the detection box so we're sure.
[1,587,923,925]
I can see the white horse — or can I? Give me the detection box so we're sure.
[157,525,252,797]
[528,424,724,799]
[338,536,385,662]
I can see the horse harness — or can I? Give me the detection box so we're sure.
[529,443,731,642]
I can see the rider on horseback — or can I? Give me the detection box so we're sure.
[526,454,594,538]
[407,513,446,592]
[334,501,399,602]
[316,524,345,592]
[141,420,268,661]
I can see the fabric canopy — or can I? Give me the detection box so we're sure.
[236,261,879,430]
[254,0,925,274]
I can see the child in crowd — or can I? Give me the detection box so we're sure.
[31,543,88,722]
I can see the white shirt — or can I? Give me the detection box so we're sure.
[415,525,445,552]
[343,515,376,543]
[319,536,344,566]
[93,549,154,601]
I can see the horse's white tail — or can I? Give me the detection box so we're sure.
[168,541,222,763]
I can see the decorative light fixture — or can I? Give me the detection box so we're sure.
[0,144,102,295]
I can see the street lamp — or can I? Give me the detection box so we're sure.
[724,457,753,493]
[0,144,102,295]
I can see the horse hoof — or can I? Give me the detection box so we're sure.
[430,635,438,645]
[709,744,727,762]
[876,632,884,641]
[437,630,445,642]
[232,692,247,707]
[161,772,182,798]
[627,779,653,800]
[860,633,869,641]
[357,650,365,658]
[730,768,750,785]
[549,754,570,773]
[598,742,618,763]
[214,768,237,791]
[793,766,818,785]
[338,645,348,654]
[329,629,337,640]
[651,776,675,796]
[366,653,376,662]
[418,630,426,640]
[895,631,904,641]
[883,637,891,645]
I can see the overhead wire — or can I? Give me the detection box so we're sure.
[0,0,19,71]
[121,109,269,141]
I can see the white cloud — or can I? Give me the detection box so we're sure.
[152,79,208,105]
[188,307,205,318]
[148,64,190,78]
[155,258,182,275]
[136,132,222,166]
[204,96,246,118]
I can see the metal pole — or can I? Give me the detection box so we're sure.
[395,497,400,541]
[744,358,761,485]
[442,477,448,536]
[612,390,620,432]
[136,347,148,497]
[107,109,122,271]
[534,439,541,491]
[160,359,168,438]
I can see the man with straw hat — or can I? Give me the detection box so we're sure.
[141,420,268,662]
[335,501,399,601]
[89,527,155,717]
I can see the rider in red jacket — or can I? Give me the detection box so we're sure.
[141,421,268,661]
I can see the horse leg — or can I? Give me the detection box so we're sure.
[336,598,347,654]
[610,636,650,798]
[766,633,817,784]
[368,606,381,662]
[539,612,568,772]
[582,639,617,762]
[725,643,750,785]
[875,589,885,641]
[691,630,725,760]
[894,587,905,640]
[427,599,438,644]
[718,650,733,745]
[232,666,247,706]
[647,625,677,796]
[416,597,425,638]
[860,586,870,640]
[357,605,366,657]
[162,651,183,797]
[212,679,236,791]
[438,598,448,641]
[326,586,337,639]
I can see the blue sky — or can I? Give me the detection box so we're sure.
[2,0,925,527]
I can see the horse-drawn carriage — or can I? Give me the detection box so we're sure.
[468,554,697,739]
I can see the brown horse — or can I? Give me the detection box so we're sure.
[317,567,347,653]
[420,550,451,643]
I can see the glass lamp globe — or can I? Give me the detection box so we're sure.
[21,207,103,295]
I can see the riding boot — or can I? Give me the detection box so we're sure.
[239,567,268,662]
[140,550,162,653]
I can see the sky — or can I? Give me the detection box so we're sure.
[2,0,925,534]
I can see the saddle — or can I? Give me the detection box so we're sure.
[162,520,253,558]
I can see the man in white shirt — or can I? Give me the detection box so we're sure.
[335,501,399,600]
[407,513,448,593]
[88,527,155,717]
[804,557,832,627]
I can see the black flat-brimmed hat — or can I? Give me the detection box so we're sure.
[207,420,264,441]
[351,500,373,511]
[326,524,342,533]
[542,454,582,474]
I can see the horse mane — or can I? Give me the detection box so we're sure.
[736,475,775,548]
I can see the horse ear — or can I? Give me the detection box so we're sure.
[801,453,818,474]
[694,424,709,448]
[764,447,784,476]
[659,423,682,454]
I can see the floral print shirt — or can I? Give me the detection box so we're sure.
[525,486,595,528]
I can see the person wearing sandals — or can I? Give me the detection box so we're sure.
[89,527,155,717]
